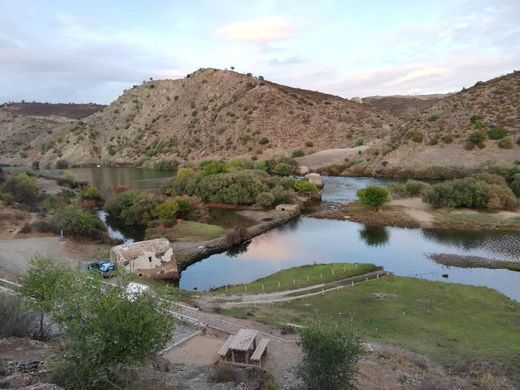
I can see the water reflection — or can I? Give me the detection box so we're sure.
[359,225,390,247]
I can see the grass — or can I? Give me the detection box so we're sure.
[211,262,380,294]
[434,210,520,231]
[217,275,520,369]
[146,220,227,242]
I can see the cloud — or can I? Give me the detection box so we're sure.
[389,67,450,85]
[215,16,295,44]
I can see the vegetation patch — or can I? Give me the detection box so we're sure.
[146,220,226,242]
[217,276,520,370]
[212,262,380,294]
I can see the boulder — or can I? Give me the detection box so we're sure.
[275,204,300,213]
[295,165,310,175]
[304,173,324,188]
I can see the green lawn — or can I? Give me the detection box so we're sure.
[218,275,520,369]
[211,263,380,294]
[146,220,227,242]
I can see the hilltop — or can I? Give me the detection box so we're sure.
[1,68,520,178]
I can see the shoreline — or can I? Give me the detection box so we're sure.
[429,253,520,272]
[312,197,520,232]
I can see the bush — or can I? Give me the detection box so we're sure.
[423,175,518,210]
[498,137,513,149]
[408,131,424,143]
[155,199,179,222]
[387,182,406,194]
[51,206,106,238]
[294,180,318,193]
[173,195,209,222]
[253,160,268,172]
[1,173,41,206]
[31,161,40,170]
[299,320,360,390]
[273,162,294,176]
[428,112,440,121]
[305,141,314,147]
[226,227,250,246]
[292,149,305,158]
[256,192,275,208]
[354,138,364,146]
[55,159,69,169]
[259,137,269,145]
[43,190,74,212]
[0,295,43,339]
[154,160,178,171]
[200,160,226,175]
[79,185,101,200]
[357,186,390,210]
[468,131,486,146]
[104,191,159,225]
[404,180,431,196]
[487,126,507,140]
[510,173,520,197]
[441,135,453,144]
[20,257,175,389]
[270,185,294,204]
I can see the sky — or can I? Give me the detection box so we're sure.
[0,0,519,104]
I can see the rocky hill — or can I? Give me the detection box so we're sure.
[1,68,520,178]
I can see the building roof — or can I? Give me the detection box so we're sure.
[111,238,171,260]
[228,329,258,352]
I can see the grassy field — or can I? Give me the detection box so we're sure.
[147,220,227,242]
[218,275,520,369]
[212,263,380,294]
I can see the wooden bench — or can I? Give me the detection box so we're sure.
[217,335,235,357]
[250,337,270,366]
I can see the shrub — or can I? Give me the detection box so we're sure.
[270,185,294,204]
[55,159,69,169]
[1,173,41,206]
[441,135,453,144]
[259,137,269,145]
[294,180,318,193]
[305,141,314,147]
[498,137,513,149]
[79,186,101,200]
[510,173,520,197]
[468,131,486,145]
[43,190,74,212]
[292,149,305,158]
[273,162,294,176]
[200,160,226,175]
[155,199,179,222]
[428,112,440,121]
[280,176,297,190]
[464,142,475,150]
[154,160,178,171]
[173,195,209,222]
[256,192,275,208]
[20,257,175,389]
[354,138,364,146]
[225,227,250,246]
[107,145,116,156]
[299,320,360,390]
[470,115,484,128]
[104,191,159,225]
[357,186,390,210]
[51,206,106,238]
[226,158,246,171]
[404,179,431,196]
[31,161,40,170]
[253,160,267,172]
[387,182,406,194]
[409,131,424,143]
[423,176,517,210]
[0,295,43,339]
[487,126,507,140]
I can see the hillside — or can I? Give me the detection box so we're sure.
[1,69,520,178]
[0,68,396,167]
[341,71,520,178]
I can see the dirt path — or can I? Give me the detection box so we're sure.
[390,197,435,227]
[295,146,370,170]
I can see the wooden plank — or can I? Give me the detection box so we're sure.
[229,329,258,351]
[217,335,235,357]
[251,338,270,361]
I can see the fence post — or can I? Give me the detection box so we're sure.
[245,285,247,292]
[331,269,334,276]
[278,282,281,289]
[262,284,264,292]
[376,274,379,279]
[351,281,354,286]
[306,275,309,282]
[320,273,323,279]
[293,279,295,286]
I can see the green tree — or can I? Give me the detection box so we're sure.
[294,180,318,193]
[155,198,179,222]
[51,206,106,238]
[299,320,361,390]
[357,185,390,210]
[1,173,41,206]
[20,257,175,389]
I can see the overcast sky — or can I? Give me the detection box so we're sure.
[1,0,519,104]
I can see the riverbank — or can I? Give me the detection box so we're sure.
[174,207,300,270]
[312,197,520,231]
[208,270,520,372]
[429,253,520,272]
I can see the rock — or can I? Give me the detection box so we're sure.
[275,204,300,213]
[304,173,324,188]
[295,165,310,175]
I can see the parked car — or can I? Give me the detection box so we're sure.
[87,260,117,278]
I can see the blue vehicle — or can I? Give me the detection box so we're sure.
[87,260,117,278]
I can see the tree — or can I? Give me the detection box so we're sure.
[155,198,179,222]
[1,173,41,206]
[20,257,175,389]
[299,320,361,390]
[357,185,390,210]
